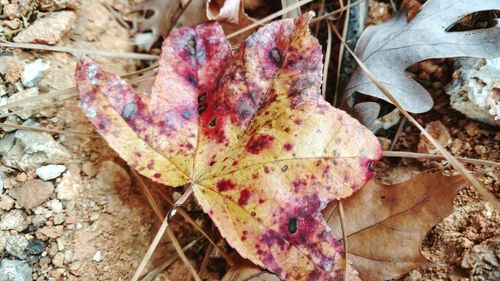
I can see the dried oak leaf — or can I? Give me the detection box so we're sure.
[76,14,381,281]
[325,173,467,280]
[345,0,500,113]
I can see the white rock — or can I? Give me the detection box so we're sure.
[446,58,500,126]
[0,210,28,232]
[21,59,50,88]
[5,235,29,259]
[0,194,15,210]
[47,199,63,213]
[92,251,102,262]
[36,165,66,181]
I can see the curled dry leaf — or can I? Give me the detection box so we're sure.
[345,0,500,113]
[76,14,381,280]
[325,173,467,280]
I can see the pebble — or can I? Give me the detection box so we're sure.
[52,252,65,267]
[26,240,46,256]
[14,11,76,45]
[0,194,15,210]
[1,129,71,171]
[2,4,21,19]
[53,213,65,225]
[0,210,28,232]
[20,59,50,88]
[0,231,9,252]
[92,251,102,262]
[36,226,64,239]
[5,235,29,259]
[47,199,63,214]
[9,179,54,209]
[0,259,32,281]
[446,58,500,126]
[6,87,39,119]
[36,165,66,181]
[56,166,82,200]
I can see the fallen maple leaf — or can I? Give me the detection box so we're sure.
[325,173,467,280]
[76,14,381,280]
[345,0,500,113]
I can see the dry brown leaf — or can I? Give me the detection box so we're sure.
[207,0,255,43]
[222,262,280,281]
[325,173,467,280]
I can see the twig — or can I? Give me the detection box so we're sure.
[322,22,332,98]
[389,117,406,151]
[383,151,500,167]
[0,42,159,60]
[311,0,363,23]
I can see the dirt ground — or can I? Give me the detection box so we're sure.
[0,0,498,280]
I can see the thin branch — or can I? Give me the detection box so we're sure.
[383,151,500,167]
[0,123,98,137]
[0,42,159,60]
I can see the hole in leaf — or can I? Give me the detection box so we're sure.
[368,160,375,172]
[288,217,298,234]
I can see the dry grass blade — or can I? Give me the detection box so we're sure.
[332,27,500,212]
[338,200,348,280]
[383,151,500,167]
[142,238,202,281]
[0,42,159,60]
[310,0,363,23]
[133,174,201,281]
[333,0,351,106]
[0,123,98,137]
[322,21,332,98]
[131,185,199,281]
[227,0,315,39]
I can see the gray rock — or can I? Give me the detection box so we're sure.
[36,165,66,181]
[6,88,38,120]
[1,129,71,171]
[14,11,76,45]
[0,259,32,281]
[0,210,28,232]
[2,116,21,132]
[5,235,29,259]
[9,179,54,209]
[446,58,500,126]
[0,231,9,253]
[20,59,50,88]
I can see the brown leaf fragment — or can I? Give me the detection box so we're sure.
[325,173,467,280]
[222,262,280,281]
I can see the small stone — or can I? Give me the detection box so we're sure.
[35,165,66,181]
[26,240,46,256]
[405,270,422,281]
[36,226,63,239]
[81,161,97,177]
[0,210,28,231]
[1,129,71,171]
[474,144,487,155]
[5,235,29,259]
[0,259,32,281]
[96,161,130,191]
[0,231,9,252]
[56,167,82,200]
[92,251,102,262]
[7,88,39,119]
[68,261,81,273]
[417,121,452,155]
[446,58,500,126]
[53,213,65,225]
[52,252,65,267]
[20,59,50,88]
[63,250,73,263]
[9,179,54,209]
[0,194,15,210]
[47,199,63,213]
[3,4,21,19]
[4,61,21,84]
[31,214,48,228]
[14,11,76,45]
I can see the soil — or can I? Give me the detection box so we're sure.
[0,0,498,281]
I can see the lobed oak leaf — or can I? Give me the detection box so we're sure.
[345,0,500,113]
[76,14,381,281]
[325,173,467,280]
